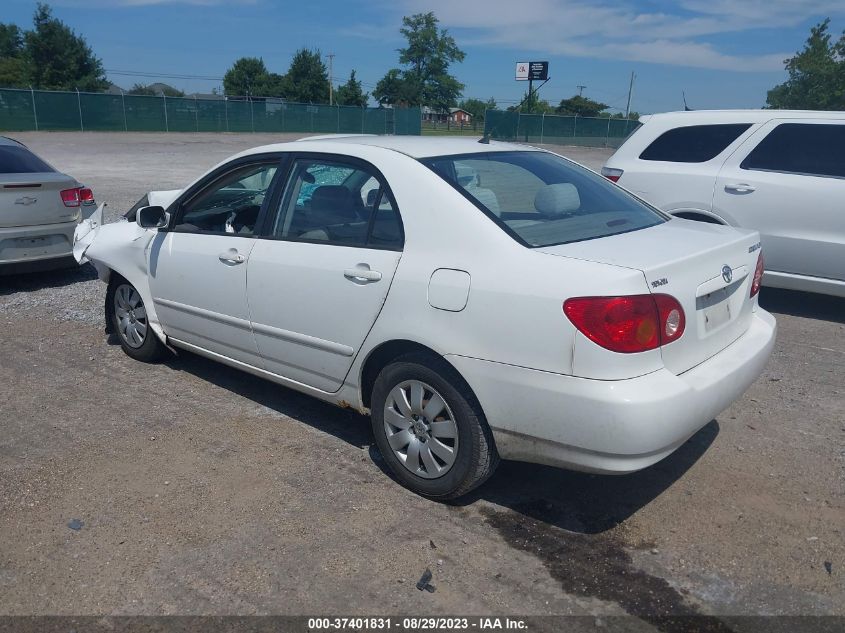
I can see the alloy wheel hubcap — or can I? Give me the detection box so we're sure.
[383,380,459,479]
[114,284,148,349]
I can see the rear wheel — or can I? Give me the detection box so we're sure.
[371,353,498,499]
[107,278,167,362]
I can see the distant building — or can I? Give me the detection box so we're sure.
[422,106,473,124]
[450,108,472,125]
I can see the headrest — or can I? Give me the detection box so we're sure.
[467,185,501,216]
[310,185,357,220]
[534,183,580,215]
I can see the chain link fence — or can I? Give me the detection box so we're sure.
[0,88,422,135]
[484,109,640,148]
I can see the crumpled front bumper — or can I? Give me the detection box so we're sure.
[72,203,105,264]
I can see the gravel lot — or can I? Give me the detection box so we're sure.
[1,132,843,625]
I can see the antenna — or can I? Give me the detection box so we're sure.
[577,85,586,96]
[683,91,693,111]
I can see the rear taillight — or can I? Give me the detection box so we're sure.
[60,188,80,207]
[563,294,686,354]
[601,167,623,183]
[750,253,764,297]
[79,187,95,205]
[60,186,95,208]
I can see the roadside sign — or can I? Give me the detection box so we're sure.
[515,61,549,81]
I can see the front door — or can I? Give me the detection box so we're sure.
[149,160,280,365]
[247,156,404,392]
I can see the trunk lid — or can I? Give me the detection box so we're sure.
[0,172,82,228]
[538,218,762,375]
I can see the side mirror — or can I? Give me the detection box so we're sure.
[137,205,169,229]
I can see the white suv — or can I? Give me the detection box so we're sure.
[602,110,845,298]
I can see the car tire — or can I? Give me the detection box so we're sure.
[106,276,167,363]
[371,352,499,499]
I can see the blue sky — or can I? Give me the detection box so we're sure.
[4,0,845,113]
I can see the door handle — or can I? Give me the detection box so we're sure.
[218,249,246,265]
[344,266,382,282]
[724,183,756,194]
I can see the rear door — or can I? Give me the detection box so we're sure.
[0,143,81,228]
[713,119,845,281]
[247,155,403,392]
[149,158,281,366]
[612,122,754,214]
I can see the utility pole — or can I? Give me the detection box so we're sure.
[624,71,636,120]
[327,53,335,106]
[577,85,586,96]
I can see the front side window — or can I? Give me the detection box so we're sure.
[423,151,664,247]
[741,123,845,178]
[174,162,278,235]
[271,158,402,249]
[639,124,752,163]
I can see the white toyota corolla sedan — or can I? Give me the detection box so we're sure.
[74,136,776,499]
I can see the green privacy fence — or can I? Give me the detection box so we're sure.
[0,88,422,135]
[484,109,640,148]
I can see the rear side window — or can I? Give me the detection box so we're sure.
[639,124,751,163]
[0,145,54,174]
[271,158,403,250]
[741,123,845,178]
[423,151,664,248]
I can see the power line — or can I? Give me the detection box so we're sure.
[106,69,224,81]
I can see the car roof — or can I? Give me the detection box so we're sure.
[641,109,845,125]
[238,136,534,160]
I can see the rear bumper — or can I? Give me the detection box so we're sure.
[447,308,776,474]
[0,221,77,266]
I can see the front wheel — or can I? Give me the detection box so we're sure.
[106,277,167,362]
[370,353,499,499]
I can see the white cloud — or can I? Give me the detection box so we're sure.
[385,0,845,71]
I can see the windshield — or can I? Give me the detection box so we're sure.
[422,151,664,247]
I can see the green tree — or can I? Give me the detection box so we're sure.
[373,68,412,106]
[24,3,108,91]
[508,90,554,114]
[335,69,368,107]
[374,12,465,110]
[767,18,845,110]
[261,72,287,97]
[127,83,184,97]
[0,23,24,57]
[458,97,496,121]
[283,48,328,103]
[0,23,27,87]
[223,57,270,97]
[556,95,610,117]
[611,111,640,121]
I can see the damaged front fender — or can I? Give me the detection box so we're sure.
[72,209,168,344]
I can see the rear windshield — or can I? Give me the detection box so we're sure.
[0,144,54,174]
[422,151,664,247]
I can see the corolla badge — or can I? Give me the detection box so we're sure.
[722,265,733,284]
[15,196,37,205]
